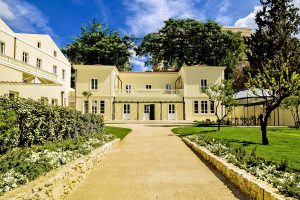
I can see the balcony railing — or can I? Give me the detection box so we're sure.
[114,89,183,97]
[0,53,58,82]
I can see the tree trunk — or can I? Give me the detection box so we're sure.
[259,115,269,145]
[218,119,221,131]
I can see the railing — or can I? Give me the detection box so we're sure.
[0,53,58,81]
[114,89,183,96]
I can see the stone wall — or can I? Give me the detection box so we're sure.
[182,138,290,200]
[1,139,120,200]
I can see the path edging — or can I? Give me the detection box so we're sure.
[182,138,288,200]
[1,139,120,200]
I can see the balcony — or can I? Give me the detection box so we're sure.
[0,53,59,83]
[114,89,183,100]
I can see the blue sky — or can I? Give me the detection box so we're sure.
[0,0,283,71]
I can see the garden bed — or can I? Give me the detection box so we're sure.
[183,135,300,199]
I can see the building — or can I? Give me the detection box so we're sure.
[223,26,252,37]
[75,65,225,121]
[0,18,72,106]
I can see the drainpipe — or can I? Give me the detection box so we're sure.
[14,37,16,59]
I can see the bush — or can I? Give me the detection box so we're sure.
[0,97,104,154]
[193,120,218,127]
[187,135,300,198]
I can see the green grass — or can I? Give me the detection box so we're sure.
[105,126,132,139]
[172,126,300,171]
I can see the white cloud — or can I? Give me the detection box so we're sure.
[123,0,205,35]
[0,0,54,36]
[130,51,151,71]
[234,6,262,29]
[216,0,232,25]
[235,1,300,29]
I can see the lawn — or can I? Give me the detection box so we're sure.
[172,126,300,171]
[105,126,132,139]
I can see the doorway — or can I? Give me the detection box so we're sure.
[150,104,155,120]
[144,104,155,120]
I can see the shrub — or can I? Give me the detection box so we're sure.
[0,97,104,154]
[187,135,300,198]
[193,120,218,127]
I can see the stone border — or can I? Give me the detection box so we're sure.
[182,138,290,200]
[1,139,120,200]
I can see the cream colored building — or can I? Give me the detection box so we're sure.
[75,65,225,121]
[0,18,72,106]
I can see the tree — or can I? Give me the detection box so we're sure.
[82,91,92,100]
[205,80,236,131]
[245,0,300,145]
[137,18,245,77]
[63,19,135,71]
[281,91,300,128]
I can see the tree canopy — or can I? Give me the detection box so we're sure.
[137,18,245,77]
[63,19,134,71]
[246,0,300,145]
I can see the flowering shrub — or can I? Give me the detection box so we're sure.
[0,133,115,195]
[0,97,104,154]
[187,135,300,199]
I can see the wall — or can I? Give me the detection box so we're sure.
[0,65,23,82]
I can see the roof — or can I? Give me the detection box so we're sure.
[234,88,271,100]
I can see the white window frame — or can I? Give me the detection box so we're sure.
[146,84,152,89]
[168,104,175,114]
[201,100,208,114]
[36,58,42,68]
[210,100,215,114]
[22,52,29,63]
[124,104,130,114]
[144,105,150,113]
[166,84,171,93]
[200,79,208,92]
[62,69,65,80]
[125,84,132,94]
[53,65,57,74]
[84,100,89,114]
[0,41,5,54]
[92,100,98,114]
[194,101,199,114]
[99,100,105,114]
[91,79,98,90]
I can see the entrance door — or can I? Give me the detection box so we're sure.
[123,104,130,120]
[150,104,155,120]
[143,105,150,120]
[168,104,176,120]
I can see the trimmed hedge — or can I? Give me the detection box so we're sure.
[0,97,104,154]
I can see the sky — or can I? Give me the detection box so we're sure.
[1,0,299,71]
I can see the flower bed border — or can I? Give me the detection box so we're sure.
[182,137,288,200]
[1,139,120,200]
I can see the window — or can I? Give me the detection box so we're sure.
[54,51,57,57]
[51,99,58,106]
[194,101,199,114]
[84,100,89,113]
[146,84,152,89]
[53,65,57,74]
[100,100,105,114]
[144,105,150,113]
[9,91,19,99]
[168,104,175,114]
[37,42,41,48]
[92,100,98,114]
[124,104,130,114]
[91,79,98,90]
[210,100,215,114]
[36,58,42,68]
[200,79,208,92]
[0,42,5,54]
[166,84,171,93]
[22,52,29,63]
[62,69,65,80]
[201,101,208,113]
[125,84,132,94]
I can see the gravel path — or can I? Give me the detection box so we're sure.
[65,124,247,200]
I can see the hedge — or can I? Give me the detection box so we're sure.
[0,96,104,154]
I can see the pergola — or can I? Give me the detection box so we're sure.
[232,89,279,126]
